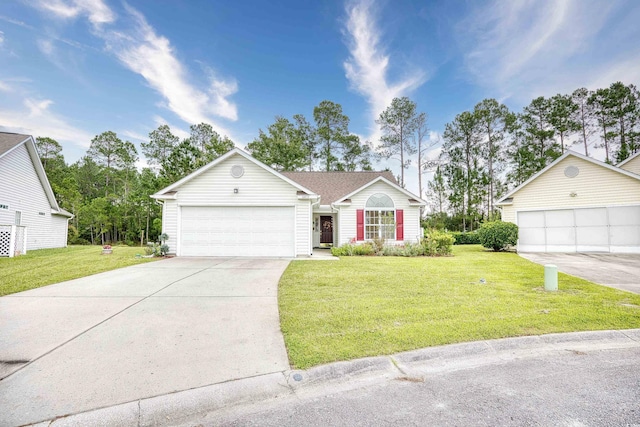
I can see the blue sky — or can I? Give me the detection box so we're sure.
[1,0,639,196]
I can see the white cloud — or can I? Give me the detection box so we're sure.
[30,0,115,26]
[37,38,54,56]
[121,130,148,142]
[457,0,639,102]
[0,97,93,148]
[343,0,426,144]
[101,5,238,134]
[153,116,190,141]
[0,30,4,47]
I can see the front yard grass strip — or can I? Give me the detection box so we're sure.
[279,245,640,369]
[0,246,160,296]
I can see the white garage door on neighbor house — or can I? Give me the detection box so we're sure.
[179,206,296,257]
[518,205,640,253]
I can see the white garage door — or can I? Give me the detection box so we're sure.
[518,205,640,253]
[180,206,295,257]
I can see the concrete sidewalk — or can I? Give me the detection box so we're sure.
[0,257,291,427]
[24,329,640,427]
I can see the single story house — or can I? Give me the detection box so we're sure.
[151,148,426,257]
[497,150,640,253]
[0,132,73,256]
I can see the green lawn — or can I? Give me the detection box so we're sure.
[0,245,160,296]
[279,245,640,369]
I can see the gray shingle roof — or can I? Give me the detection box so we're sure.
[0,132,31,157]
[281,171,397,204]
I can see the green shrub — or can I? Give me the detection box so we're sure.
[477,221,518,251]
[450,231,481,245]
[331,243,374,256]
[423,229,454,256]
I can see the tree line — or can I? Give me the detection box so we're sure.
[36,80,638,244]
[427,81,640,232]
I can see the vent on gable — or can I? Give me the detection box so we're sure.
[230,165,244,178]
[564,166,579,178]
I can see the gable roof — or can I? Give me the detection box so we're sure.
[617,151,640,168]
[0,132,72,217]
[332,175,427,206]
[152,147,317,199]
[496,150,640,206]
[280,170,397,205]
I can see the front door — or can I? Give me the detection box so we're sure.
[320,216,333,246]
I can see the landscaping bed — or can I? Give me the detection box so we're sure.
[0,245,160,296]
[279,245,640,369]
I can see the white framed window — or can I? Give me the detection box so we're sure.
[15,211,22,226]
[365,193,395,240]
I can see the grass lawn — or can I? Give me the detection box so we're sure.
[0,245,160,296]
[279,245,640,369]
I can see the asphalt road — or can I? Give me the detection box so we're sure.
[202,345,640,427]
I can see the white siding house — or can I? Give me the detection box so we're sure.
[0,133,72,256]
[497,151,640,253]
[153,148,426,257]
[618,151,640,176]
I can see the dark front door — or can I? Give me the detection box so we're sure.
[320,216,333,245]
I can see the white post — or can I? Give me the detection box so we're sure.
[544,264,558,291]
[9,225,15,258]
[22,227,28,255]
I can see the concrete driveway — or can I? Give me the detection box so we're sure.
[0,257,291,426]
[519,252,640,294]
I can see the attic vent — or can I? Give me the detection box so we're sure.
[564,166,579,178]
[230,165,244,178]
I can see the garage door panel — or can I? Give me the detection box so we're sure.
[545,227,575,246]
[519,227,545,245]
[608,206,640,226]
[518,211,545,228]
[610,225,640,246]
[545,210,574,228]
[575,208,607,226]
[180,206,295,257]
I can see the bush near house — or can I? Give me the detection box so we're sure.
[451,231,481,245]
[477,221,519,251]
[330,230,455,257]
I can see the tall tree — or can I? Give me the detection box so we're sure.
[246,116,310,171]
[376,97,418,188]
[571,88,595,156]
[606,82,639,163]
[415,112,436,200]
[87,131,126,194]
[441,111,482,231]
[588,87,616,163]
[473,99,509,216]
[337,135,372,171]
[35,136,63,171]
[549,93,580,154]
[521,96,558,170]
[142,125,179,168]
[292,114,317,171]
[313,100,351,171]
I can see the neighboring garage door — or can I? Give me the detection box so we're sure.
[518,205,640,253]
[180,206,295,257]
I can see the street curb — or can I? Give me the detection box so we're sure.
[33,329,640,427]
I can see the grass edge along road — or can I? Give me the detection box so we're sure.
[279,245,640,369]
[0,246,160,296]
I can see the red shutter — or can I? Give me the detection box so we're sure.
[356,209,364,241]
[396,209,404,241]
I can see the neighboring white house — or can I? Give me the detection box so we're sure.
[0,132,73,256]
[151,148,426,257]
[496,150,640,254]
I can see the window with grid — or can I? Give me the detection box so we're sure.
[365,193,395,240]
